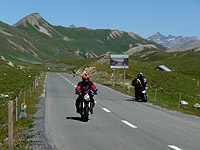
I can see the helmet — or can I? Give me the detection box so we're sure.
[137,73,143,79]
[82,74,90,81]
[139,72,143,77]
[137,74,141,79]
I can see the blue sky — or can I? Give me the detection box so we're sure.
[0,0,200,38]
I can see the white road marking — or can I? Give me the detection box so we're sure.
[121,120,137,129]
[168,145,183,150]
[102,108,111,113]
[57,73,76,87]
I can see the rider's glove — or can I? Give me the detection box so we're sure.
[93,89,98,95]
[75,91,80,95]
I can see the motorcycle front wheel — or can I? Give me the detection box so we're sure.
[83,106,89,122]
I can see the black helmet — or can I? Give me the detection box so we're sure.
[137,73,143,79]
[137,74,141,79]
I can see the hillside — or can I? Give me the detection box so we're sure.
[0,13,166,64]
[126,47,200,77]
[0,57,37,97]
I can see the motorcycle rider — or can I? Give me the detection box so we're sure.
[132,73,147,100]
[75,74,97,114]
[72,69,76,77]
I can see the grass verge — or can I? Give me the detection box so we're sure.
[0,70,46,149]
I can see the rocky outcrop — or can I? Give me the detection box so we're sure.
[93,52,111,65]
[77,66,97,77]
[127,32,141,39]
[107,30,124,40]
[85,52,98,58]
[13,13,42,27]
[124,44,157,55]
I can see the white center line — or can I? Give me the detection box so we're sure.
[57,73,76,87]
[168,145,183,150]
[102,108,111,113]
[121,120,137,129]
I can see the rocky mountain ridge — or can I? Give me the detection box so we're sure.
[148,32,199,48]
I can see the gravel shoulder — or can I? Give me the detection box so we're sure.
[26,96,52,150]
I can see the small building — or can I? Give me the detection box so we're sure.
[155,65,172,72]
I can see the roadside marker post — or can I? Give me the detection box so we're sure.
[178,93,182,109]
[33,81,35,93]
[35,82,39,89]
[113,69,115,87]
[154,88,157,102]
[19,103,27,119]
[8,101,13,150]
[127,86,130,93]
[124,68,126,89]
[29,84,31,98]
[16,97,18,122]
[24,90,25,103]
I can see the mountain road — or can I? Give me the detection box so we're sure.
[45,73,200,150]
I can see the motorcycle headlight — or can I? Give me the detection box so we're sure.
[84,94,90,100]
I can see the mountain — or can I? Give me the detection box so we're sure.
[167,40,200,52]
[147,32,199,48]
[69,25,76,28]
[0,13,166,64]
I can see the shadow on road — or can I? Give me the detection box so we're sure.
[125,98,135,101]
[66,116,89,122]
[125,98,146,103]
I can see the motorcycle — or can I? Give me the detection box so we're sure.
[72,72,76,77]
[135,86,147,102]
[72,69,76,77]
[78,89,95,122]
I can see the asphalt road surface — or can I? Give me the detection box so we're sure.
[45,73,200,150]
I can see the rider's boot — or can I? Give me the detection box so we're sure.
[90,103,94,114]
[76,107,80,113]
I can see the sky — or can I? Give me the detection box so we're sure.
[0,0,200,38]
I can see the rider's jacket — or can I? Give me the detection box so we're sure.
[75,81,97,93]
[132,76,147,88]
